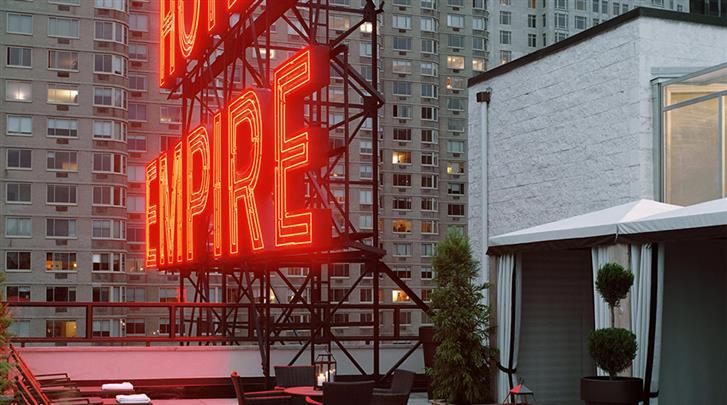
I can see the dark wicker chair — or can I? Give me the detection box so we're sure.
[319,381,375,405]
[370,392,409,405]
[274,365,316,388]
[373,369,415,395]
[231,372,292,405]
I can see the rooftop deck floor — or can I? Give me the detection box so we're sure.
[149,393,429,405]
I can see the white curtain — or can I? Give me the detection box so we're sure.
[496,254,521,403]
[630,244,652,381]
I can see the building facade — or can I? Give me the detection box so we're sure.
[488,0,690,66]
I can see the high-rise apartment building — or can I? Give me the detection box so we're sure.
[1,0,181,338]
[489,0,690,66]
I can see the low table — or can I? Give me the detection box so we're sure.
[283,386,323,398]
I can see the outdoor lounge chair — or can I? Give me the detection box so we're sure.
[274,365,316,388]
[373,369,415,395]
[305,381,375,405]
[230,371,292,405]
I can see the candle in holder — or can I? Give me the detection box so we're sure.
[317,373,325,388]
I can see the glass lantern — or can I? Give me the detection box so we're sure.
[314,352,336,390]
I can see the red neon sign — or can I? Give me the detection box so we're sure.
[146,45,331,269]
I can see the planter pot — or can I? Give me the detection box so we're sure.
[581,376,643,405]
[419,326,437,400]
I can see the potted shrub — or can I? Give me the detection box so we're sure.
[0,273,14,403]
[581,262,641,405]
[426,232,496,404]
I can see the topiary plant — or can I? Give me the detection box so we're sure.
[588,262,637,379]
[426,231,497,404]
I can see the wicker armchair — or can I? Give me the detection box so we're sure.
[274,365,316,388]
[230,372,292,405]
[373,369,415,395]
[318,381,375,405]
[370,392,409,405]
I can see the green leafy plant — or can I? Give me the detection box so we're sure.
[426,232,496,404]
[588,262,637,378]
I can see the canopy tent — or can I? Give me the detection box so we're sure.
[487,199,681,255]
[618,198,727,240]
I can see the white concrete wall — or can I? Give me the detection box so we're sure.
[19,345,424,381]
[468,16,727,260]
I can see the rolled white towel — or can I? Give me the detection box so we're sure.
[115,393,151,404]
[102,382,134,391]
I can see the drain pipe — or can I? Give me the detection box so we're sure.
[476,89,491,292]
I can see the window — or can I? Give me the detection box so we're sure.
[93,153,126,174]
[359,165,373,179]
[6,217,31,237]
[472,58,486,72]
[96,0,127,11]
[500,30,512,45]
[448,98,466,111]
[601,0,608,13]
[447,14,464,28]
[93,120,126,141]
[394,266,411,279]
[128,43,147,61]
[447,140,465,153]
[46,320,77,337]
[447,162,465,174]
[392,104,412,119]
[6,81,32,102]
[447,56,464,69]
[7,47,31,68]
[421,243,436,257]
[127,196,144,213]
[94,87,126,108]
[7,286,31,302]
[593,0,599,11]
[393,243,412,257]
[421,38,438,54]
[421,0,436,8]
[473,36,486,51]
[528,33,537,47]
[393,128,411,141]
[6,252,31,272]
[160,288,179,302]
[421,197,438,211]
[392,219,412,233]
[392,60,412,74]
[555,0,568,8]
[473,17,486,31]
[421,129,438,144]
[7,183,31,203]
[360,289,373,303]
[420,17,437,32]
[47,151,78,171]
[473,0,485,8]
[393,197,412,210]
[128,135,146,151]
[47,118,78,138]
[160,106,181,124]
[393,174,411,187]
[127,287,145,302]
[95,21,127,44]
[528,14,537,28]
[7,115,32,136]
[48,49,78,71]
[359,190,373,205]
[47,218,76,238]
[555,32,568,42]
[448,182,466,195]
[448,204,465,217]
[421,152,438,167]
[126,319,145,335]
[94,53,126,76]
[448,34,464,49]
[392,290,410,303]
[46,252,77,271]
[392,151,411,164]
[420,62,438,77]
[500,11,512,25]
[392,81,412,96]
[127,226,144,243]
[129,14,148,32]
[576,0,586,9]
[48,17,79,38]
[46,287,77,302]
[421,220,439,234]
[359,43,372,57]
[392,15,411,29]
[7,149,32,169]
[421,106,438,121]
[93,253,124,272]
[359,140,373,155]
[47,84,79,105]
[7,14,32,35]
[575,15,587,30]
[613,2,620,14]
[393,36,412,51]
[47,184,77,205]
[92,219,125,240]
[421,174,438,189]
[421,83,438,99]
[555,13,568,29]
[421,266,434,280]
[128,103,147,121]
